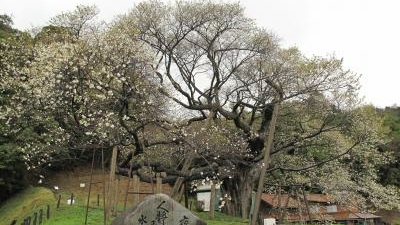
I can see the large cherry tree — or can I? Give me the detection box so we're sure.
[2,2,398,219]
[115,0,372,218]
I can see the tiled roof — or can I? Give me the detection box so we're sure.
[332,212,380,220]
[261,193,334,208]
[261,194,299,208]
[305,194,333,203]
[261,193,380,222]
[350,213,381,219]
[264,211,380,222]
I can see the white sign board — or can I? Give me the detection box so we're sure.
[264,218,276,225]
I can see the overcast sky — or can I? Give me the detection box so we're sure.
[2,0,399,107]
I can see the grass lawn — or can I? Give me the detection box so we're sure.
[43,205,109,225]
[43,206,249,225]
[0,186,249,225]
[196,211,249,225]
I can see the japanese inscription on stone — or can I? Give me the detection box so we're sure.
[111,194,206,225]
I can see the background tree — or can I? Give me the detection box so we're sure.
[265,105,400,211]
[0,14,17,39]
[379,106,400,187]
[0,16,43,200]
[9,5,170,170]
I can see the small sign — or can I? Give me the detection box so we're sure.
[80,183,86,188]
[264,218,276,225]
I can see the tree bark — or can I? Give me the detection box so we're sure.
[209,181,216,219]
[220,166,257,218]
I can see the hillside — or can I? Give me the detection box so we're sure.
[0,187,55,225]
[0,168,249,225]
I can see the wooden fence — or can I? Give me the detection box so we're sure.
[8,171,169,225]
[9,205,50,225]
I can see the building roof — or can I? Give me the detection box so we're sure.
[261,193,380,222]
[264,211,380,222]
[260,193,336,208]
[261,194,299,208]
[261,193,333,208]
[350,213,381,219]
[305,194,333,203]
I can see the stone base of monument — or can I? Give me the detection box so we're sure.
[112,193,207,225]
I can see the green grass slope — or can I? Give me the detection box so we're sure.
[0,186,249,225]
[0,187,55,225]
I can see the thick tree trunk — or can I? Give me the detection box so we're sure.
[218,105,277,219]
[220,166,258,218]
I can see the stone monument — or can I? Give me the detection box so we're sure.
[111,194,206,225]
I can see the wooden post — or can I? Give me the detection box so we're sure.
[133,175,140,205]
[150,167,154,194]
[57,195,61,209]
[107,146,118,217]
[302,187,312,222]
[33,212,37,225]
[70,193,74,205]
[184,181,189,208]
[113,176,120,216]
[102,148,106,225]
[97,194,100,207]
[296,191,304,224]
[123,162,133,210]
[177,179,188,201]
[250,104,280,225]
[279,190,291,224]
[27,217,31,225]
[170,155,194,201]
[85,149,96,225]
[277,183,282,218]
[156,173,162,194]
[39,209,43,224]
[209,181,216,219]
[46,205,50,219]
